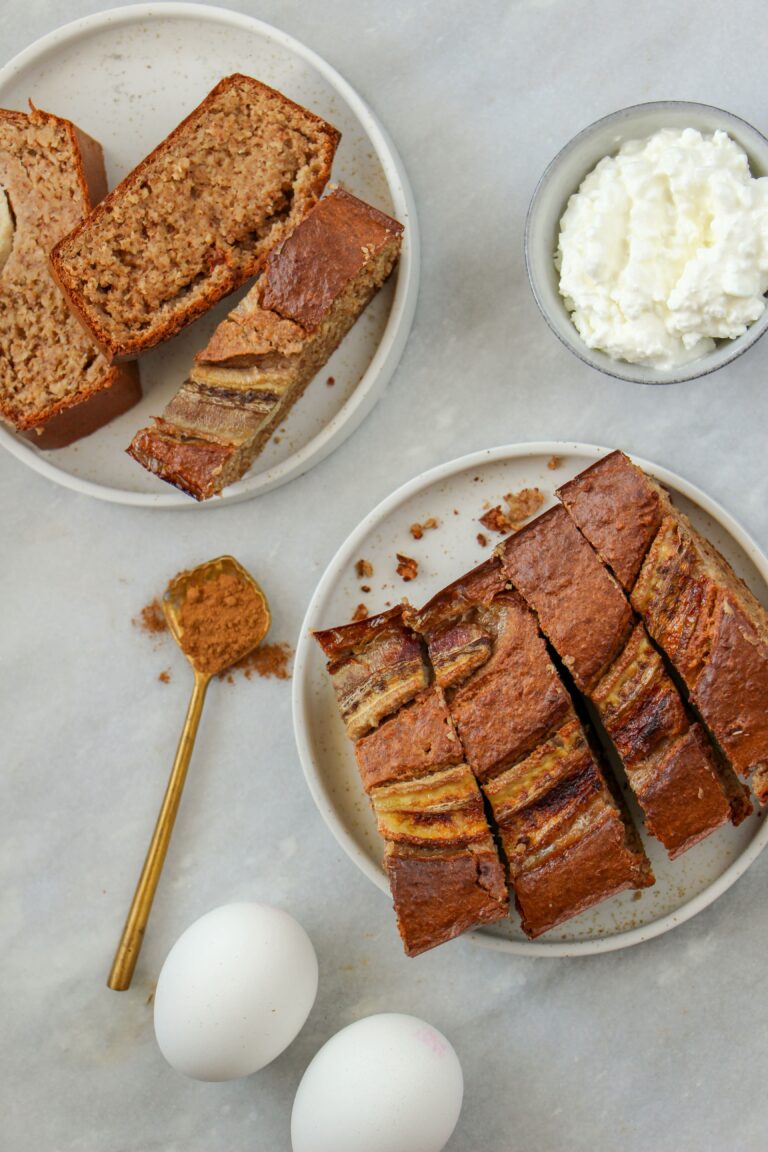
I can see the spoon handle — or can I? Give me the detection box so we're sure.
[107,670,210,991]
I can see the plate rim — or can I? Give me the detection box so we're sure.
[0,1,420,509]
[292,441,768,958]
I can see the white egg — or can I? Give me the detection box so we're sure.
[153,902,318,1081]
[291,1013,463,1152]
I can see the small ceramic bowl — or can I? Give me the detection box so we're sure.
[525,101,768,385]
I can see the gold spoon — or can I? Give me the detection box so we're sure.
[107,556,271,991]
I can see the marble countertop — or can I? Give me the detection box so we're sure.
[4,1,768,1149]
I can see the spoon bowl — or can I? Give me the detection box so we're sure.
[163,555,272,675]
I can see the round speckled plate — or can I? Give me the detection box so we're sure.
[293,443,768,956]
[0,3,418,507]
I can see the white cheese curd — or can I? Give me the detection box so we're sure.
[556,128,768,369]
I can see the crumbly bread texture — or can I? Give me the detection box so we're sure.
[315,609,508,956]
[498,506,751,855]
[407,559,653,937]
[127,188,402,499]
[50,75,341,361]
[560,451,768,800]
[0,106,139,446]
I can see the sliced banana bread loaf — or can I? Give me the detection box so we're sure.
[559,451,768,800]
[0,106,139,447]
[498,506,751,857]
[127,188,403,499]
[51,75,340,361]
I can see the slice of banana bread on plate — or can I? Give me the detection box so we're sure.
[0,106,139,448]
[50,74,340,361]
[127,188,403,499]
[314,608,508,956]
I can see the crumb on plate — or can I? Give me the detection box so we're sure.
[396,553,419,581]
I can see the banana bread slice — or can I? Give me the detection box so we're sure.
[127,189,402,499]
[315,614,508,956]
[498,506,751,855]
[407,559,653,936]
[356,688,509,956]
[50,75,340,361]
[0,106,139,447]
[558,451,768,800]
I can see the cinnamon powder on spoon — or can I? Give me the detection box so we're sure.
[176,570,269,675]
[134,579,292,681]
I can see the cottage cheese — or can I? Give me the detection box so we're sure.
[557,128,768,369]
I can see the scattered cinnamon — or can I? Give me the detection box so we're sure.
[220,642,292,682]
[176,569,269,675]
[476,532,488,548]
[360,584,371,593]
[351,603,369,622]
[326,375,335,386]
[158,669,171,684]
[134,598,167,635]
[396,553,419,581]
[355,558,374,578]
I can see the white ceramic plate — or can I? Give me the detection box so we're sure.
[293,443,768,956]
[0,3,419,507]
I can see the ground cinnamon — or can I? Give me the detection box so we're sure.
[176,570,269,675]
[219,642,292,682]
[134,599,166,634]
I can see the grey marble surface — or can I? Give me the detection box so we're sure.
[3,1,768,1149]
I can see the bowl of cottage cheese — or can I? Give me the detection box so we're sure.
[525,101,768,383]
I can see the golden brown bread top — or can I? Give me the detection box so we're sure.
[196,188,402,365]
[314,607,429,741]
[512,810,653,939]
[314,605,407,663]
[592,622,689,772]
[384,841,508,957]
[260,187,403,330]
[632,515,768,791]
[355,687,462,792]
[691,599,768,796]
[557,451,664,590]
[483,714,590,823]
[405,557,507,636]
[407,562,572,781]
[636,726,734,857]
[127,426,236,501]
[587,620,749,853]
[447,591,572,781]
[498,505,633,692]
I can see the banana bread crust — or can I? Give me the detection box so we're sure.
[557,451,664,589]
[498,505,633,692]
